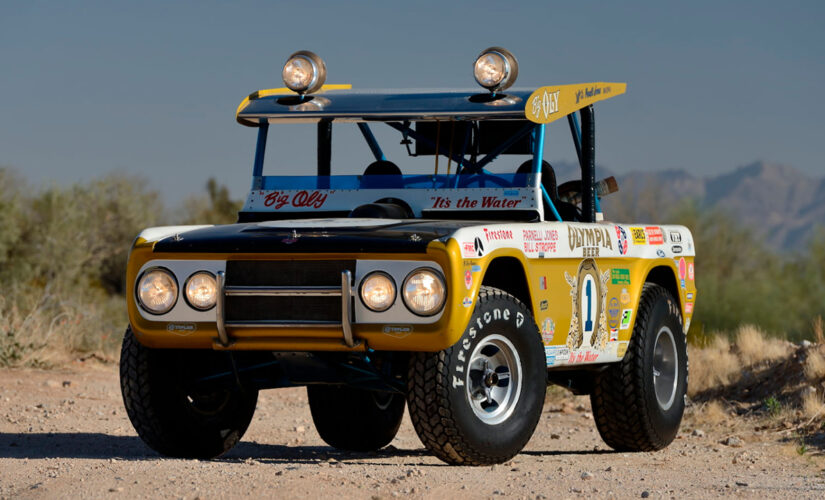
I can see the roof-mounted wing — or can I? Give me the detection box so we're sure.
[235,82,625,127]
[525,82,626,124]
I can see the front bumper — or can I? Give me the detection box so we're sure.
[127,241,472,353]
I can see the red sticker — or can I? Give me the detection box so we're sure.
[645,226,664,245]
[465,270,472,289]
[678,257,687,280]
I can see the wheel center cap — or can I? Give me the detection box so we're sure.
[484,371,499,387]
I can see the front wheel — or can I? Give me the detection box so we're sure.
[407,286,546,465]
[590,283,688,451]
[120,327,259,458]
[307,385,405,451]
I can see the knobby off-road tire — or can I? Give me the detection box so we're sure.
[120,327,259,459]
[407,286,545,465]
[307,385,405,451]
[590,283,688,451]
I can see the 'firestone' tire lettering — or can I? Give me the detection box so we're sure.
[454,307,521,385]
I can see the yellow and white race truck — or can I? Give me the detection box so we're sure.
[121,48,696,465]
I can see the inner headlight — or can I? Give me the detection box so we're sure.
[473,47,518,92]
[137,268,178,315]
[184,271,218,311]
[402,269,447,316]
[360,272,396,312]
[282,50,326,94]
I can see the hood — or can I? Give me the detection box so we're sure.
[151,218,478,254]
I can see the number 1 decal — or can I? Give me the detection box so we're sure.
[584,278,594,332]
[565,259,607,351]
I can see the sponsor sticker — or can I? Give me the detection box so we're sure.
[483,228,514,242]
[620,288,631,305]
[656,249,666,258]
[382,325,413,338]
[167,323,196,336]
[687,293,694,300]
[615,226,629,255]
[645,226,664,245]
[568,226,613,258]
[473,237,485,257]
[630,227,646,245]
[611,268,631,285]
[620,309,633,330]
[669,231,682,243]
[465,270,473,290]
[462,297,473,308]
[608,297,620,329]
[672,245,683,254]
[539,276,547,290]
[678,257,687,280]
[685,302,694,314]
[471,264,482,273]
[522,228,559,254]
[540,300,548,311]
[461,241,476,258]
[617,342,628,358]
[541,318,555,344]
[609,328,619,342]
[688,262,695,281]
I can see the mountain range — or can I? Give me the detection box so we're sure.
[553,161,825,251]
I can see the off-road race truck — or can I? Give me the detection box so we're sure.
[120,48,696,465]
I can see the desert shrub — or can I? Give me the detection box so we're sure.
[0,171,164,365]
[179,177,242,225]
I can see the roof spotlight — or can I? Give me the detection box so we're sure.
[473,47,518,93]
[282,50,327,94]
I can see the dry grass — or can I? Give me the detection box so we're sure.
[801,391,825,421]
[814,316,824,345]
[735,324,791,366]
[688,335,739,396]
[804,348,825,381]
[0,289,122,367]
[689,400,733,427]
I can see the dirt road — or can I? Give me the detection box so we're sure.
[1,364,822,499]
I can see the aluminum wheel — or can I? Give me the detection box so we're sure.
[466,334,522,425]
[652,326,678,411]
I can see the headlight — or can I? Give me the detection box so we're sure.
[137,268,178,315]
[473,47,518,92]
[184,271,218,311]
[360,272,396,312]
[282,50,326,94]
[402,269,447,316]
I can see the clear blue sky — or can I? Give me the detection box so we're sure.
[1,1,823,201]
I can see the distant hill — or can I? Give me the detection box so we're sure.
[551,161,824,251]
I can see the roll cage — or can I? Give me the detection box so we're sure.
[236,84,626,223]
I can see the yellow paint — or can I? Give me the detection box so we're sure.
[127,234,695,353]
[525,82,626,124]
[236,84,352,126]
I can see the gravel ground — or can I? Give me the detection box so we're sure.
[1,364,823,499]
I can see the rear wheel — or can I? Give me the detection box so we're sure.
[407,286,545,465]
[120,327,258,458]
[307,385,405,451]
[590,284,688,451]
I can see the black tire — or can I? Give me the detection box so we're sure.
[407,286,545,465]
[590,283,688,451]
[119,327,259,458]
[307,385,405,451]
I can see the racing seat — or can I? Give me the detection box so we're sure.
[361,160,403,188]
[516,160,580,221]
[352,160,412,218]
